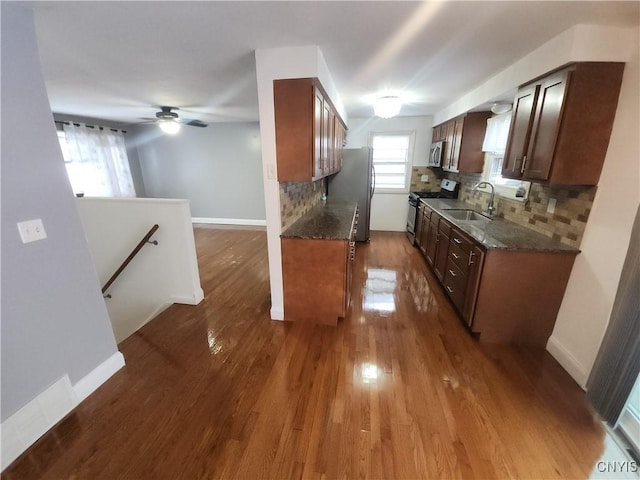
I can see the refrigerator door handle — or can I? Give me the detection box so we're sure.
[371,165,376,199]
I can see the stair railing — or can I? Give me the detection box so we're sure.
[102,224,160,298]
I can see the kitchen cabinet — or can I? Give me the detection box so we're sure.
[274,77,348,182]
[417,204,432,257]
[432,112,490,174]
[434,217,452,281]
[281,206,357,325]
[415,200,578,346]
[442,228,485,326]
[432,124,444,142]
[425,214,439,266]
[502,62,624,185]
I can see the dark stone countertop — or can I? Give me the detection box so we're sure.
[281,199,357,240]
[420,198,580,253]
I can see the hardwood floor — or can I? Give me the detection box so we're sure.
[5,229,605,479]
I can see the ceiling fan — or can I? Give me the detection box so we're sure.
[145,106,208,134]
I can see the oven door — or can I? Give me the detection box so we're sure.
[407,202,417,234]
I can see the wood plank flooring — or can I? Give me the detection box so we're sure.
[4,228,605,479]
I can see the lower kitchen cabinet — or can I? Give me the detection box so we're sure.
[442,227,485,327]
[470,249,575,346]
[415,203,577,347]
[282,237,354,325]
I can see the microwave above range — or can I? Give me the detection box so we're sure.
[428,140,445,168]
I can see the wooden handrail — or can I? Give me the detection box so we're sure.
[102,224,159,295]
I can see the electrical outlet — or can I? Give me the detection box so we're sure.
[17,218,47,243]
[547,198,557,214]
[421,174,429,182]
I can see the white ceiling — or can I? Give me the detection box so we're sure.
[31,1,639,126]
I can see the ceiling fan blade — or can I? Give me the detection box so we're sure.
[184,119,208,128]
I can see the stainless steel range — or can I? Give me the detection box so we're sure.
[406,179,459,245]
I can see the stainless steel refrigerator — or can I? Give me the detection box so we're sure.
[327,147,374,242]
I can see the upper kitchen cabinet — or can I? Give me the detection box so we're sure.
[274,77,347,182]
[502,62,624,185]
[433,112,490,174]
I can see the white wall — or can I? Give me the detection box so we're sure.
[254,46,343,320]
[127,122,265,224]
[549,27,639,387]
[76,197,204,342]
[345,116,433,231]
[434,24,640,387]
[1,3,122,467]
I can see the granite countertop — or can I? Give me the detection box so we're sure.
[420,198,580,253]
[281,199,357,240]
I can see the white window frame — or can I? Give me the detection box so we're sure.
[368,131,415,194]
[479,153,531,202]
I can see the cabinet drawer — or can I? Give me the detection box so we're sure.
[450,228,474,254]
[445,257,468,294]
[443,264,466,312]
[439,217,453,237]
[448,241,470,274]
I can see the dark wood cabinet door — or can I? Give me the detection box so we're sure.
[314,88,324,179]
[523,71,570,180]
[502,84,540,179]
[415,204,424,248]
[449,117,464,172]
[425,218,438,265]
[442,121,455,170]
[462,245,485,327]
[434,230,450,281]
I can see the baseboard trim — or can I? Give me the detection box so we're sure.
[270,305,284,321]
[192,217,267,226]
[171,287,204,305]
[546,335,589,389]
[72,351,125,403]
[1,376,78,471]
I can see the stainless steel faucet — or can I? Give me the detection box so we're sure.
[473,181,495,216]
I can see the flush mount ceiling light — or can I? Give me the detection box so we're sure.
[158,118,181,134]
[490,102,512,115]
[374,96,402,118]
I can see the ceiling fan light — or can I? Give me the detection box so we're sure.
[158,119,181,134]
[374,96,402,119]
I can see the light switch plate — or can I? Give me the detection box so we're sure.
[421,174,429,182]
[547,198,557,214]
[17,218,47,243]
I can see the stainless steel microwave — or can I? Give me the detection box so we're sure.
[428,141,445,168]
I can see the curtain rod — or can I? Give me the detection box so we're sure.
[54,120,127,134]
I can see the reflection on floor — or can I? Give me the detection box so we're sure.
[4,229,605,480]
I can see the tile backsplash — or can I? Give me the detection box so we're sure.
[280,179,326,231]
[410,166,442,193]
[449,173,596,249]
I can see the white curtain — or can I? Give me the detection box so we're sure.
[62,123,135,197]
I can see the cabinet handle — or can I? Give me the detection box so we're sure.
[451,252,460,259]
[520,155,528,174]
[453,237,462,244]
[468,251,475,266]
[449,269,456,277]
[446,286,454,294]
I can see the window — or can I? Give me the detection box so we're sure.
[479,154,531,201]
[57,123,135,197]
[370,132,414,192]
[480,113,530,202]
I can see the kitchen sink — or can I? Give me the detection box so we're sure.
[444,209,492,222]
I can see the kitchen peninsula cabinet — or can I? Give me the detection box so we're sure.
[281,201,357,325]
[274,77,347,182]
[432,111,490,173]
[502,62,624,185]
